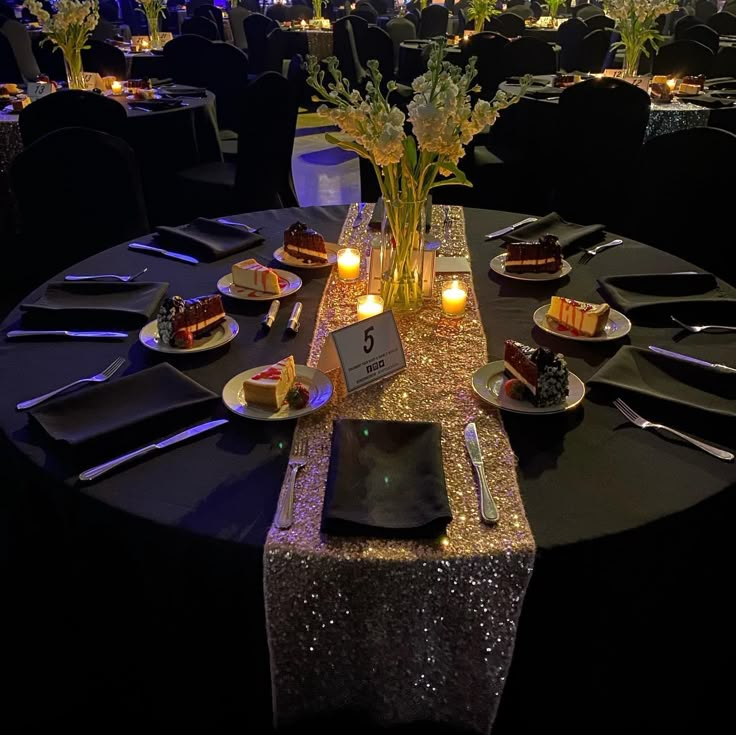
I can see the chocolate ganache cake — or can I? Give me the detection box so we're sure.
[503,340,569,407]
[157,294,226,348]
[505,235,561,274]
[283,222,328,264]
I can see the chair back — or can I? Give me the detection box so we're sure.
[181,16,219,40]
[496,12,525,37]
[681,23,719,54]
[652,39,714,77]
[163,33,213,86]
[419,5,449,38]
[265,3,289,22]
[385,17,416,72]
[462,31,508,97]
[243,13,278,74]
[265,26,289,73]
[707,11,736,36]
[579,28,611,73]
[507,5,533,20]
[235,71,298,209]
[194,5,225,40]
[0,25,22,82]
[673,14,703,39]
[333,14,370,84]
[712,44,736,76]
[365,25,394,88]
[572,3,599,19]
[118,0,147,34]
[694,0,717,22]
[81,39,127,79]
[530,1,542,19]
[584,14,614,32]
[635,127,736,282]
[0,19,39,81]
[10,127,149,280]
[228,6,248,49]
[354,1,378,25]
[502,35,557,76]
[204,41,249,133]
[19,89,128,147]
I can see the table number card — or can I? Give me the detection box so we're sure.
[82,72,105,91]
[317,310,406,393]
[603,69,650,91]
[27,82,54,100]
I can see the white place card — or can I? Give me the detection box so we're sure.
[435,256,471,274]
[82,72,105,91]
[27,81,54,100]
[317,310,406,393]
[603,69,650,91]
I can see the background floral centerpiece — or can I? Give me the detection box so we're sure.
[307,41,525,311]
[137,0,166,48]
[546,0,564,20]
[605,0,677,77]
[23,0,99,90]
[465,0,496,31]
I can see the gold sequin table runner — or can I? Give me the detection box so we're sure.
[264,204,536,733]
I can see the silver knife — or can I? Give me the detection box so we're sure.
[464,422,499,525]
[352,202,366,228]
[128,242,199,264]
[216,218,260,233]
[484,217,538,240]
[6,330,128,339]
[648,345,736,373]
[79,418,229,482]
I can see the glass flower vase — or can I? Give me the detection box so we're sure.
[63,48,85,90]
[147,16,161,49]
[380,198,426,313]
[623,42,643,78]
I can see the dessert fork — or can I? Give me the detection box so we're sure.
[16,356,126,410]
[65,268,148,282]
[670,316,736,333]
[613,398,733,461]
[274,436,308,529]
[579,239,623,264]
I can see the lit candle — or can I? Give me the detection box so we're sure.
[357,294,384,321]
[337,247,360,281]
[111,80,123,95]
[666,78,676,92]
[441,279,467,318]
[300,19,307,28]
[141,38,149,49]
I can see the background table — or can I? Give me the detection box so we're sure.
[1,205,733,733]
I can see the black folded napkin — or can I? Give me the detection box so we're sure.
[704,77,736,89]
[159,84,208,97]
[30,362,218,455]
[587,346,735,428]
[321,419,452,539]
[20,281,168,329]
[597,272,736,325]
[155,218,264,262]
[677,94,735,108]
[129,98,184,110]
[504,212,605,251]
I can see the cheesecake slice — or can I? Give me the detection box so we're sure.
[243,355,296,410]
[232,258,283,294]
[546,296,610,337]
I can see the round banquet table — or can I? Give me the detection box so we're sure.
[2,205,733,733]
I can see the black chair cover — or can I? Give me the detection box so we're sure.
[181,16,219,40]
[579,28,611,73]
[502,36,557,76]
[243,13,278,74]
[652,39,714,77]
[203,42,249,133]
[694,0,717,22]
[707,11,736,36]
[558,17,588,71]
[81,39,127,80]
[712,45,736,77]
[496,12,525,37]
[333,14,370,85]
[419,5,449,39]
[365,25,394,89]
[0,28,22,82]
[194,5,225,40]
[461,31,508,97]
[163,33,213,86]
[584,14,615,32]
[354,1,378,25]
[265,3,289,23]
[674,14,703,39]
[682,23,720,54]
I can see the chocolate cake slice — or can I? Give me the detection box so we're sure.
[503,339,569,407]
[284,221,328,264]
[505,235,561,274]
[157,294,226,348]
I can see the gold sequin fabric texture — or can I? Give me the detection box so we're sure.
[646,103,709,140]
[264,204,536,733]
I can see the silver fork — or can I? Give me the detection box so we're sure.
[579,239,623,264]
[16,356,126,410]
[65,268,148,283]
[613,398,733,461]
[274,436,308,529]
[671,316,736,333]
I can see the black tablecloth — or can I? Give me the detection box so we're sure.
[2,206,733,733]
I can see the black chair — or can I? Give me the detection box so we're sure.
[0,3,15,21]
[530,1,542,19]
[0,26,22,82]
[265,26,289,73]
[181,16,219,40]
[194,5,225,40]
[673,14,703,39]
[81,39,127,79]
[558,17,588,72]
[584,14,615,32]
[242,0,261,12]
[119,0,147,34]
[333,14,370,86]
[175,71,299,216]
[554,77,650,231]
[228,5,248,48]
[572,3,601,20]
[496,12,525,37]
[579,29,611,73]
[502,36,557,76]
[354,1,378,25]
[634,127,736,282]
[708,11,736,36]
[18,90,128,147]
[9,127,149,285]
[365,25,395,89]
[694,0,717,22]
[652,39,714,77]
[712,45,736,76]
[243,13,278,75]
[507,5,533,20]
[163,33,213,86]
[265,3,289,23]
[385,16,417,73]
[682,23,719,54]
[203,42,249,134]
[461,31,508,97]
[419,4,449,38]
[405,8,420,32]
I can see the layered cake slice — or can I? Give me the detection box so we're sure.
[232,258,285,294]
[503,340,569,407]
[243,355,296,410]
[546,296,610,337]
[505,235,561,274]
[157,294,226,348]
[284,221,329,264]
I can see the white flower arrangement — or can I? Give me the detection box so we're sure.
[604,0,678,76]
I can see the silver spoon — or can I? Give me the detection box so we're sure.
[65,268,148,283]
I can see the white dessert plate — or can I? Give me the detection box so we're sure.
[217,269,302,301]
[490,253,572,281]
[472,360,585,415]
[139,315,239,354]
[222,364,333,421]
[126,93,163,100]
[533,304,632,342]
[273,242,338,269]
